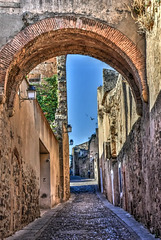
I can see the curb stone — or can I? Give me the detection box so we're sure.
[96,191,160,240]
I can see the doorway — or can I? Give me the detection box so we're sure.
[39,140,51,209]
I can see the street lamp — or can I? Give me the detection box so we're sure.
[63,124,72,133]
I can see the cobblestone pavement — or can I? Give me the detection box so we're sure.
[36,178,139,240]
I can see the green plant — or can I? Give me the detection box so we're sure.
[36,75,58,129]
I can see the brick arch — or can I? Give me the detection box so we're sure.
[0,16,147,115]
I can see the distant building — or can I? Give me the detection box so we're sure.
[72,141,88,177]
[27,57,57,84]
[89,132,99,181]
[72,133,98,179]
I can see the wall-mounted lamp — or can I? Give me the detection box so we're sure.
[27,85,36,99]
[19,85,36,106]
[64,124,72,133]
[67,124,72,133]
[70,139,74,145]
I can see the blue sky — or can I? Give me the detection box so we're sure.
[66,54,112,152]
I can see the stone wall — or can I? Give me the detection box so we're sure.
[97,64,161,237]
[146,1,161,111]
[146,92,161,235]
[116,95,161,236]
[0,79,60,238]
[97,70,137,205]
[144,2,161,235]
[54,55,70,202]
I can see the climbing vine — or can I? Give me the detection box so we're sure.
[128,0,160,32]
[36,75,58,130]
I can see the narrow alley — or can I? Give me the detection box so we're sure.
[7,178,157,240]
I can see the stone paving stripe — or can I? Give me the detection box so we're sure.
[96,191,159,240]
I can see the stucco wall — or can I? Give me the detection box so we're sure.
[0,79,60,238]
